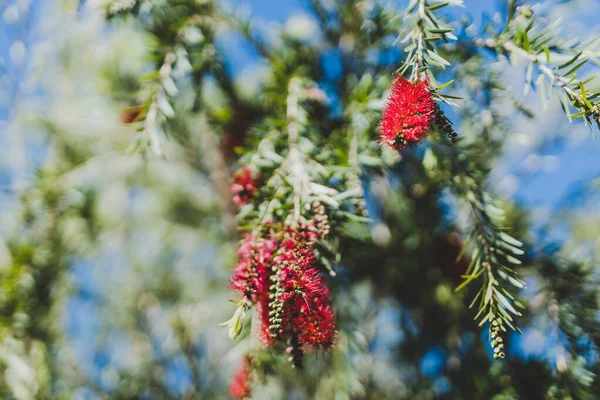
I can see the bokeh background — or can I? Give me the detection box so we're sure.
[1,0,599,399]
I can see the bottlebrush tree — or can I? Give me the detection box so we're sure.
[1,0,600,399]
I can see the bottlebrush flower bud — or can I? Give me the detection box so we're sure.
[219,299,247,340]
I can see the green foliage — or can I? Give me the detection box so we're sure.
[481,4,600,129]
[1,0,599,399]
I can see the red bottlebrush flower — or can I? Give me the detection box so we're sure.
[230,234,277,300]
[230,166,258,207]
[230,233,279,345]
[286,265,337,350]
[293,302,337,350]
[229,358,252,400]
[379,77,437,151]
[267,226,337,351]
[228,223,337,353]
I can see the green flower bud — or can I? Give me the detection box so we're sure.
[219,303,246,340]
